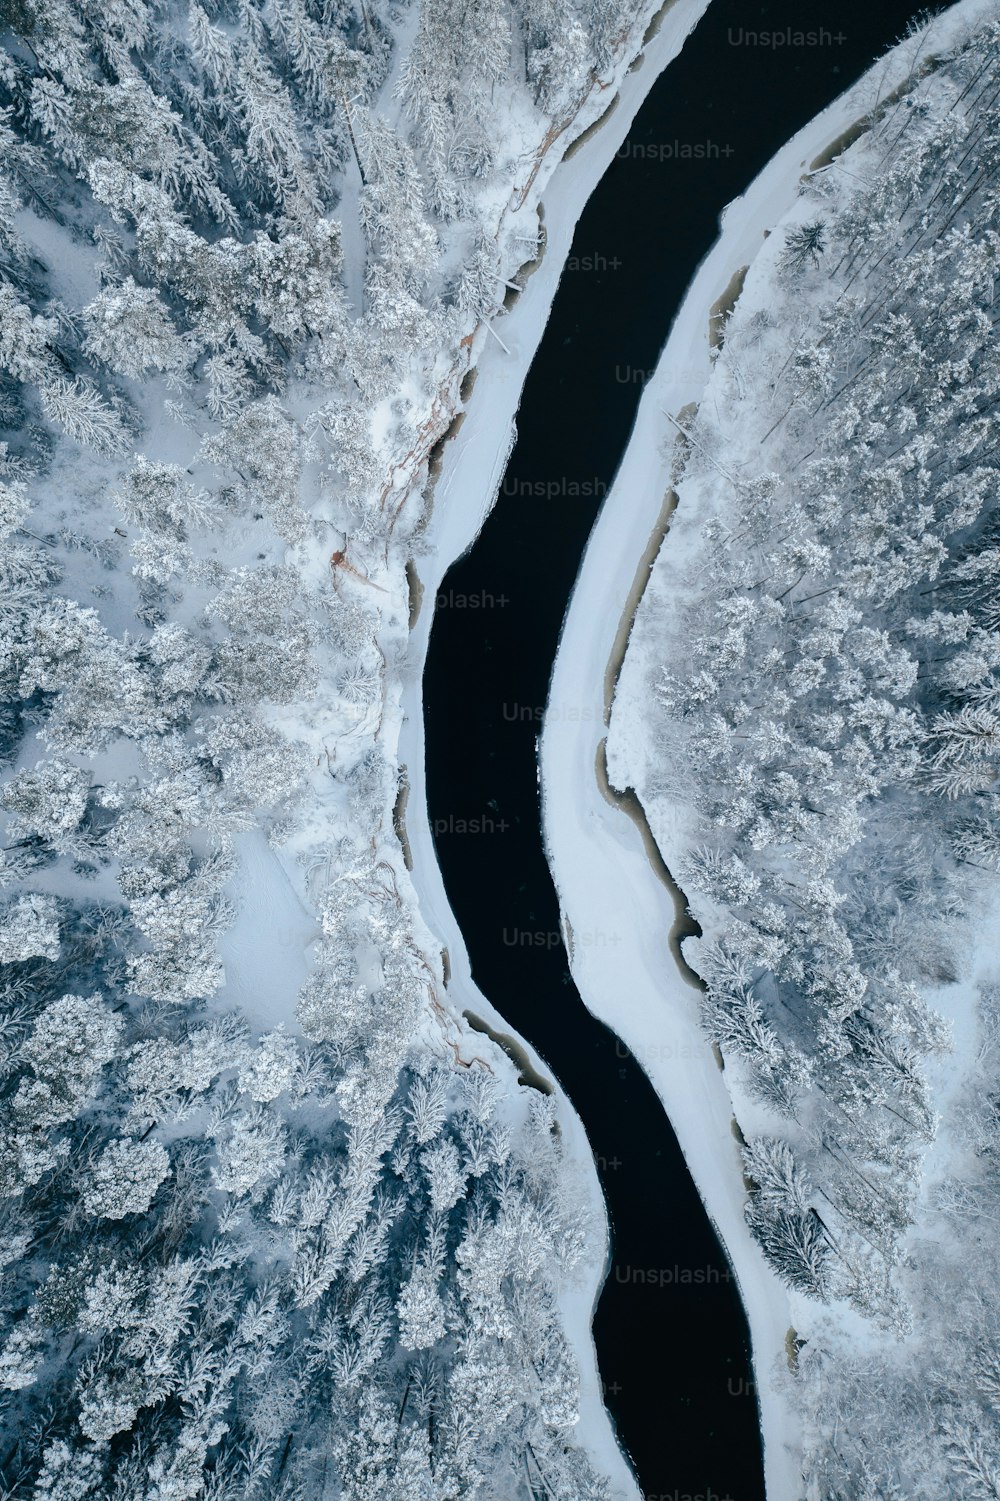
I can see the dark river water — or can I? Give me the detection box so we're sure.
[423,2,929,1495]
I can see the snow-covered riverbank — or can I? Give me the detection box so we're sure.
[0,1,723,1490]
[539,3,998,1495]
[393,4,715,1489]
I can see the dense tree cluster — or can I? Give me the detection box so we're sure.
[797,981,1000,1500]
[611,3,1000,1350]
[0,921,602,1498]
[0,0,647,1493]
[0,0,628,490]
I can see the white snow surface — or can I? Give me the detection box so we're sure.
[538,2,999,1497]
[216,830,320,1032]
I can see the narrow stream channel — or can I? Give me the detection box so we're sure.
[424,3,929,1495]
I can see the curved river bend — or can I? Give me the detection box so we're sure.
[424,2,929,1496]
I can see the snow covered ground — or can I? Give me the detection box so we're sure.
[12,0,996,1489]
[538,2,998,1495]
[0,2,728,1488]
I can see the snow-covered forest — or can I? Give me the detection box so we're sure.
[607,10,1000,1495]
[0,0,659,1495]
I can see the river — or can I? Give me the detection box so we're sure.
[422,2,929,1496]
